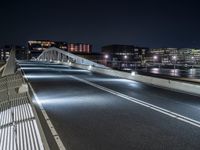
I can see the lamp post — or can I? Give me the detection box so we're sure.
[191,56,195,66]
[153,55,158,67]
[191,56,195,75]
[104,54,109,59]
[172,55,177,75]
[124,55,128,59]
[104,54,109,66]
[124,55,128,68]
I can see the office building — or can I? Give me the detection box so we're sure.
[28,40,92,58]
[101,44,150,69]
[67,43,92,53]
[150,48,200,64]
[28,40,56,51]
[0,45,28,61]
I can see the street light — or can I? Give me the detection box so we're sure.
[104,54,109,66]
[123,55,128,69]
[88,65,92,70]
[172,55,177,75]
[104,54,109,59]
[191,56,195,64]
[172,55,177,60]
[153,55,158,67]
[131,71,136,76]
[191,56,195,71]
[153,55,158,60]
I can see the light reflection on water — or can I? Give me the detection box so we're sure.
[141,68,200,79]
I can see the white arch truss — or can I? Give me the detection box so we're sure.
[37,47,108,69]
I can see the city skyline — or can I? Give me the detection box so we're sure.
[0,0,200,51]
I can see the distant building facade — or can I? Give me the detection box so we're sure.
[28,40,92,54]
[0,45,11,61]
[28,40,56,51]
[67,43,92,53]
[101,44,150,69]
[76,53,102,64]
[149,48,200,64]
[0,45,28,61]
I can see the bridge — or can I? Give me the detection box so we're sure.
[1,47,200,150]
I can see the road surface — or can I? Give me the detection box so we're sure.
[20,61,200,150]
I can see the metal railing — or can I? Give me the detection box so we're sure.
[0,71,48,150]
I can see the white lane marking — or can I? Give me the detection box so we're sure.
[70,75,200,128]
[28,83,66,150]
[20,67,67,150]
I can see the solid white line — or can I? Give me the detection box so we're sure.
[28,82,66,150]
[70,75,200,128]
[20,66,67,150]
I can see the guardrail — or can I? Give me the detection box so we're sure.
[0,71,49,150]
[69,62,200,97]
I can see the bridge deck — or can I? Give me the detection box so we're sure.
[21,61,200,150]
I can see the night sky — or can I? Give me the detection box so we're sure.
[0,0,200,51]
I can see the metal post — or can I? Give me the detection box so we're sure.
[174,63,176,76]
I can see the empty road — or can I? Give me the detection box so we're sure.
[20,61,200,150]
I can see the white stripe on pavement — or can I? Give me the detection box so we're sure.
[71,75,200,128]
[28,83,67,150]
[20,66,67,150]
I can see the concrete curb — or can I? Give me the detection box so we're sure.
[69,63,200,97]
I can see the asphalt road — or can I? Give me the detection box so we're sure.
[20,61,200,150]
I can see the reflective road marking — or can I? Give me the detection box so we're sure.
[28,83,67,150]
[71,75,200,128]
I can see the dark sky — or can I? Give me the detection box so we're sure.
[0,0,200,51]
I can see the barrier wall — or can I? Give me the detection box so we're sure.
[70,63,200,96]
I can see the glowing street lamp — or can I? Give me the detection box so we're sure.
[191,56,195,69]
[104,54,109,59]
[131,71,136,76]
[172,55,177,74]
[172,55,177,60]
[153,55,158,60]
[153,55,158,67]
[124,55,128,59]
[88,65,92,70]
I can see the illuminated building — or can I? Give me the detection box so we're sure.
[28,40,56,51]
[0,45,28,61]
[0,46,10,61]
[67,43,92,53]
[28,40,92,54]
[101,44,149,69]
[149,48,200,64]
[102,45,149,61]
[55,42,68,51]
